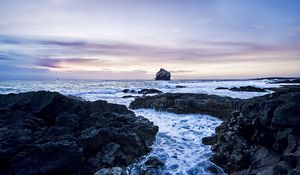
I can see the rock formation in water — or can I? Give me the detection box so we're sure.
[130,86,300,174]
[130,93,240,121]
[0,91,158,175]
[229,86,267,92]
[203,87,300,174]
[155,68,171,81]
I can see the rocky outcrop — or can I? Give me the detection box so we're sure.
[229,86,267,92]
[122,88,162,95]
[0,91,158,175]
[138,89,163,95]
[155,68,171,81]
[203,87,300,174]
[129,93,240,121]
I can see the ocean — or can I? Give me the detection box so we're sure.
[0,79,282,175]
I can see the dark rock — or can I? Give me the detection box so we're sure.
[130,93,240,121]
[202,136,217,145]
[144,157,165,168]
[215,87,229,90]
[176,85,186,88]
[138,89,163,95]
[122,95,138,99]
[203,87,300,174]
[0,91,158,175]
[229,86,267,92]
[93,167,125,175]
[155,68,171,81]
[122,89,136,93]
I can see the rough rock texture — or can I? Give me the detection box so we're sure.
[129,93,240,121]
[203,88,300,175]
[155,68,171,81]
[0,91,158,175]
[229,86,267,92]
[138,89,163,95]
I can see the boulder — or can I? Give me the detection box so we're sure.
[155,68,171,81]
[0,91,158,175]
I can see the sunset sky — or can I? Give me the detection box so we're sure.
[0,0,300,79]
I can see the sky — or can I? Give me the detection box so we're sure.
[0,0,300,80]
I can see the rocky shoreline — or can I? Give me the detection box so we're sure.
[129,86,300,174]
[0,91,158,175]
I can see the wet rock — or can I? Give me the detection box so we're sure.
[144,157,165,168]
[122,89,136,93]
[155,68,171,81]
[203,87,300,174]
[176,85,186,88]
[229,86,266,92]
[94,167,125,175]
[138,89,163,94]
[122,95,138,99]
[0,91,158,175]
[130,93,240,121]
[202,136,217,145]
[215,87,229,90]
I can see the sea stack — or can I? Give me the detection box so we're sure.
[155,68,171,80]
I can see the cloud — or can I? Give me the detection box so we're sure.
[37,57,101,69]
[1,35,300,79]
[1,35,299,65]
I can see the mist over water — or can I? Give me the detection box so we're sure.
[0,79,280,174]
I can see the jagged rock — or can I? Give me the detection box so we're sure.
[130,93,240,121]
[0,91,158,175]
[138,89,163,94]
[155,68,171,81]
[94,167,125,175]
[202,87,300,174]
[229,86,266,92]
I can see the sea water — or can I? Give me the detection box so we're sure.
[0,79,282,174]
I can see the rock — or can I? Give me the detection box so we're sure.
[122,95,138,99]
[229,86,267,92]
[122,89,136,93]
[144,157,165,168]
[94,167,125,175]
[155,68,171,81]
[0,91,158,175]
[215,87,229,90]
[203,87,300,174]
[138,89,163,94]
[202,136,217,145]
[130,93,240,121]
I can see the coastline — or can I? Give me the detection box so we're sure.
[0,79,299,174]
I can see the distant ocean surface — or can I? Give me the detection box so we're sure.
[0,79,282,175]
